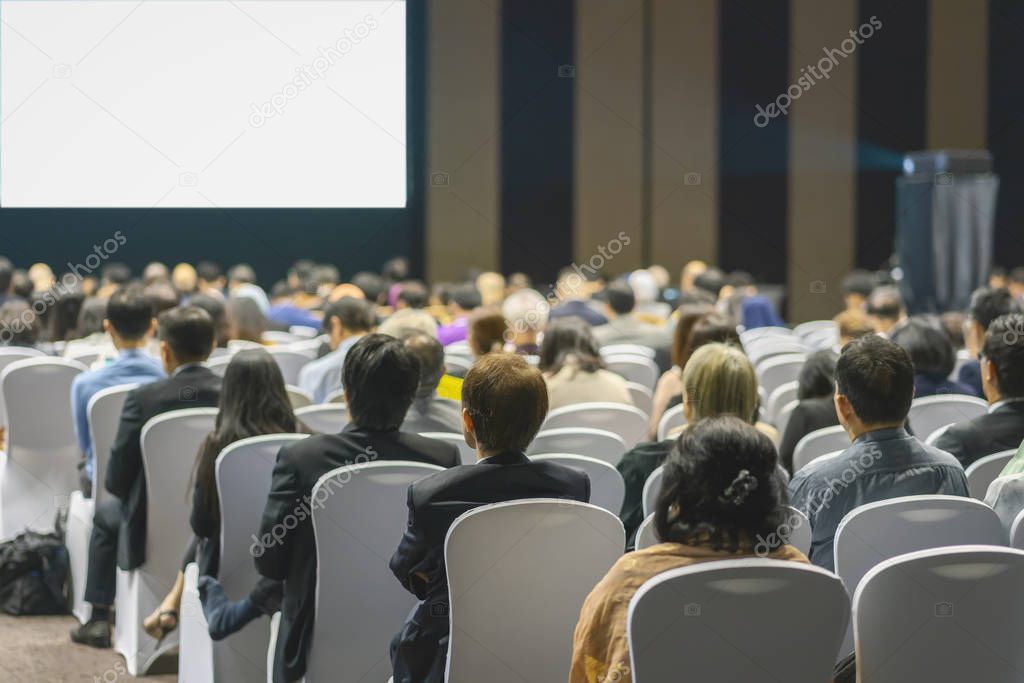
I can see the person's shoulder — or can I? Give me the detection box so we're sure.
[394,431,461,463]
[916,439,966,468]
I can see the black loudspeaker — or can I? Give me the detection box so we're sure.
[895,150,999,314]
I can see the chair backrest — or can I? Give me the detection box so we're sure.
[791,425,850,474]
[0,357,87,536]
[262,331,299,345]
[604,355,659,390]
[530,454,625,514]
[793,320,836,338]
[635,513,659,550]
[834,495,1005,601]
[765,380,799,423]
[308,461,445,683]
[642,465,665,521]
[444,500,624,683]
[66,348,102,368]
[141,408,218,581]
[418,432,476,465]
[324,388,347,404]
[656,404,686,441]
[774,399,800,441]
[1011,509,1024,550]
[635,505,810,554]
[853,546,1024,683]
[87,383,139,506]
[444,355,474,377]
[965,449,1017,499]
[0,348,46,427]
[542,402,648,448]
[216,434,308,595]
[739,326,792,346]
[624,382,653,417]
[267,348,312,386]
[628,560,849,683]
[748,340,808,367]
[907,394,988,440]
[205,354,233,378]
[924,423,953,446]
[756,354,806,401]
[285,385,313,410]
[526,427,628,466]
[294,404,349,434]
[600,343,655,359]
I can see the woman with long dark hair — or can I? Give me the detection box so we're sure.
[570,416,807,683]
[144,348,307,641]
[540,317,633,410]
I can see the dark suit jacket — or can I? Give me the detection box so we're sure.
[914,372,975,398]
[934,400,1024,469]
[958,359,985,398]
[255,425,460,683]
[388,451,590,683]
[779,397,840,474]
[104,364,221,570]
[548,299,608,327]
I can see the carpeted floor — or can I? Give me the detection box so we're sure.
[0,614,176,682]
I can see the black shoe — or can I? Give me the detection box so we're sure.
[70,619,111,648]
[248,577,283,616]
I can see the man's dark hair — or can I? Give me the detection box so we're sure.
[726,270,754,289]
[867,285,904,320]
[342,334,420,430]
[402,332,446,394]
[797,349,838,400]
[0,257,13,294]
[396,281,428,309]
[157,306,215,363]
[77,297,108,336]
[605,279,636,315]
[11,270,32,299]
[106,286,155,340]
[891,317,957,377]
[381,257,409,282]
[982,314,1024,398]
[842,270,877,298]
[0,300,39,346]
[289,259,315,282]
[312,264,340,287]
[694,268,726,297]
[101,262,132,286]
[969,287,1022,330]
[450,283,482,312]
[227,263,257,285]
[197,261,223,283]
[462,353,548,453]
[352,272,386,304]
[188,293,229,347]
[835,334,915,425]
[1011,267,1024,285]
[324,297,373,334]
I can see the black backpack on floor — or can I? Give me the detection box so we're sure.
[0,529,70,615]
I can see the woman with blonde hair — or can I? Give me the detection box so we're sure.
[617,342,777,541]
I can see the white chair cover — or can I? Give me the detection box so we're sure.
[624,382,653,417]
[853,546,1024,683]
[964,449,1017,499]
[604,355,659,390]
[295,404,349,434]
[628,559,848,683]
[285,385,313,410]
[907,394,987,441]
[306,461,445,683]
[419,432,476,465]
[444,500,624,683]
[267,348,312,386]
[791,425,849,474]
[530,454,625,514]
[756,354,806,402]
[656,404,686,441]
[527,427,629,466]
[765,380,799,423]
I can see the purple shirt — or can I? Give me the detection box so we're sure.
[437,316,469,346]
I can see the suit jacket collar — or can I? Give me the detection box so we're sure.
[174,362,211,377]
[477,451,530,466]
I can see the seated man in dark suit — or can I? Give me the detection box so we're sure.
[788,335,968,572]
[255,334,460,683]
[389,353,591,683]
[936,314,1024,468]
[958,288,1022,397]
[71,306,222,647]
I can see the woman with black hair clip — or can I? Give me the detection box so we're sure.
[569,416,808,683]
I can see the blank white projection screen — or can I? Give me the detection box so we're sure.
[1,0,406,208]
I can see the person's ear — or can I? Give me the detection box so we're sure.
[102,319,112,335]
[834,392,854,422]
[461,408,477,449]
[147,317,157,337]
[330,316,343,338]
[984,357,998,386]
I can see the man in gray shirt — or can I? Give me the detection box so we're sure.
[788,335,969,571]
[400,331,463,434]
